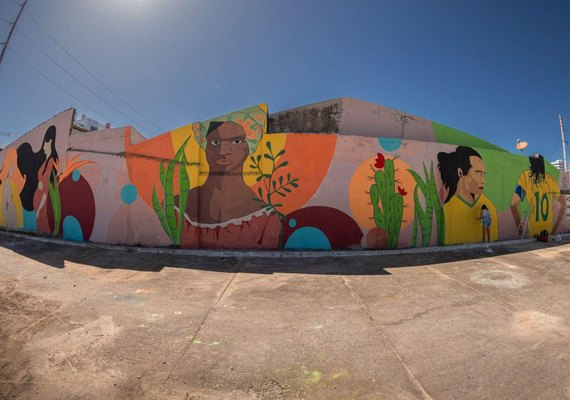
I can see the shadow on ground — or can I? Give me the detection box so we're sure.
[1,230,568,276]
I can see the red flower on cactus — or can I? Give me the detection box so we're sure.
[398,186,407,196]
[374,153,385,169]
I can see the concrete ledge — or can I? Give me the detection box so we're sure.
[2,229,566,258]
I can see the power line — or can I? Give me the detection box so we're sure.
[15,27,154,135]
[23,9,165,133]
[0,0,26,67]
[8,47,120,127]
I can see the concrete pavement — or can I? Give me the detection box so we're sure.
[1,232,569,399]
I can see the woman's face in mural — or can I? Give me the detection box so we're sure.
[205,122,249,174]
[459,155,485,199]
[43,138,52,158]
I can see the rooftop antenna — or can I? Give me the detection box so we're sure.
[559,115,568,172]
[515,139,528,155]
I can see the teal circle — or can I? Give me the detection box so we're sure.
[72,169,81,182]
[63,216,84,242]
[378,138,402,151]
[288,218,297,228]
[285,227,332,250]
[121,184,138,204]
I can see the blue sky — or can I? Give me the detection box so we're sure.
[1,0,569,161]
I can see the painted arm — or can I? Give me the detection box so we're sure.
[552,195,567,234]
[36,192,46,218]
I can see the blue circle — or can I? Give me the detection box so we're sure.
[121,184,138,204]
[285,227,332,250]
[288,218,297,228]
[63,216,84,242]
[72,169,81,182]
[378,138,402,152]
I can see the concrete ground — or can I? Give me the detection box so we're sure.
[1,233,570,400]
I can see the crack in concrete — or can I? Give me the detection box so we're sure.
[380,298,481,327]
[426,266,514,311]
[160,267,241,392]
[340,276,433,400]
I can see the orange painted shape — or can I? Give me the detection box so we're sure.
[125,127,175,208]
[266,134,337,215]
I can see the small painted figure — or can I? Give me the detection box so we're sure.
[477,204,492,243]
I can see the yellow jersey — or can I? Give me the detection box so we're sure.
[443,193,498,245]
[514,173,559,235]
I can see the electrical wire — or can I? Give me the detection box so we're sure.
[23,9,165,133]
[8,47,119,127]
[15,27,154,135]
[548,142,559,161]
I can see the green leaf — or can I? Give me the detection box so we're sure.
[160,161,166,188]
[257,187,263,199]
[276,149,286,157]
[177,151,191,247]
[164,175,178,238]
[272,180,277,190]
[263,154,273,160]
[290,182,298,188]
[276,161,288,169]
[256,175,263,182]
[279,176,284,185]
[249,164,256,169]
[266,141,272,151]
[152,185,173,241]
[257,154,261,162]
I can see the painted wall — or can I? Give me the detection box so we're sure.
[1,106,568,250]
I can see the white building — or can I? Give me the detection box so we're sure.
[551,159,565,172]
[74,114,109,132]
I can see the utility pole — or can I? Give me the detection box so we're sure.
[0,0,28,68]
[560,115,568,172]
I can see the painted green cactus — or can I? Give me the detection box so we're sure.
[152,138,191,247]
[369,153,404,249]
[407,161,445,247]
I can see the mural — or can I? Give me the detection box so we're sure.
[0,105,568,250]
[437,146,498,244]
[0,109,96,242]
[510,154,567,235]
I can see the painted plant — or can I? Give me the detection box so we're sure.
[47,153,94,235]
[152,138,191,247]
[407,161,445,247]
[250,140,299,219]
[368,153,406,249]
